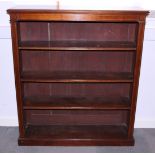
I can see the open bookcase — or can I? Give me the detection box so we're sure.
[7,8,148,146]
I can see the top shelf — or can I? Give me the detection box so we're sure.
[19,41,136,51]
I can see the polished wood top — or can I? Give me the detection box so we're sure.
[7,6,149,22]
[7,5,149,14]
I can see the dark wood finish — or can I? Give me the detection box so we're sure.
[7,7,148,22]
[25,110,129,125]
[19,41,137,51]
[21,71,133,83]
[24,125,128,139]
[23,83,131,98]
[20,51,135,78]
[50,22,137,41]
[10,17,25,138]
[19,125,134,146]
[128,20,146,138]
[23,96,130,110]
[7,7,148,146]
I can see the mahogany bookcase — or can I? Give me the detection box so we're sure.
[7,7,149,146]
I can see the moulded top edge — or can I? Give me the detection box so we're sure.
[7,5,149,15]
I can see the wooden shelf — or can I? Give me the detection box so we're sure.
[25,125,128,139]
[21,71,133,83]
[19,41,136,51]
[18,125,132,146]
[23,96,130,110]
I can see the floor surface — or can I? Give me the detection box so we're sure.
[0,127,154,153]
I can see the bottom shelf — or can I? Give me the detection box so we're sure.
[19,125,134,146]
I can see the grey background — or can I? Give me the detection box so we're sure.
[0,127,154,153]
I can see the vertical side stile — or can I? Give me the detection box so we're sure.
[128,21,146,138]
[10,16,25,137]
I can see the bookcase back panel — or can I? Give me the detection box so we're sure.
[23,83,131,99]
[19,22,49,41]
[18,22,138,43]
[21,50,134,73]
[50,22,137,42]
[25,110,129,125]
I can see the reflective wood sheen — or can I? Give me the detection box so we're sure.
[7,7,149,146]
